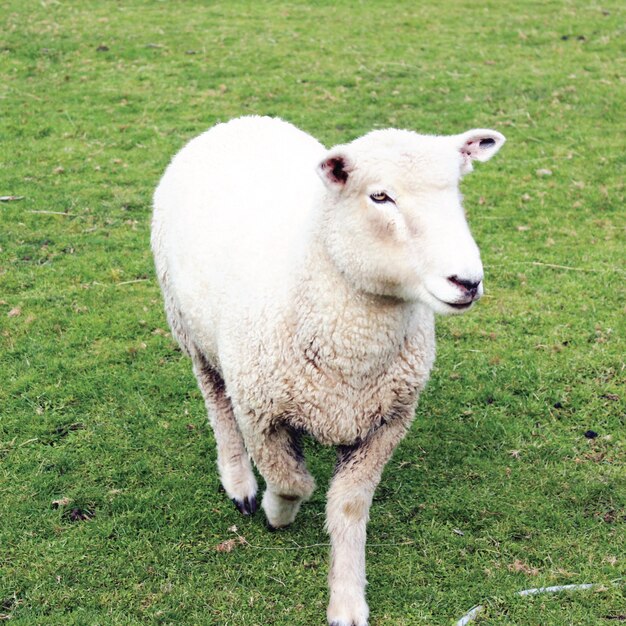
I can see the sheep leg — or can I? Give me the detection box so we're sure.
[243,424,316,529]
[326,416,411,626]
[192,355,258,515]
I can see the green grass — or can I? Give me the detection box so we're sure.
[1,1,624,624]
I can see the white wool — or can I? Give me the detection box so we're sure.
[153,117,324,358]
[152,116,505,626]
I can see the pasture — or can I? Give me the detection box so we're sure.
[1,1,624,623]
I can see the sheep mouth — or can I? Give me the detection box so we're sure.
[444,300,474,310]
[429,292,476,310]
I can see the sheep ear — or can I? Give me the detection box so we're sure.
[458,129,505,173]
[317,152,354,187]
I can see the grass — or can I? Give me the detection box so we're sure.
[1,0,624,624]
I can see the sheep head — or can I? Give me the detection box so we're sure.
[317,128,505,314]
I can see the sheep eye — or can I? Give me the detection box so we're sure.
[370,192,393,204]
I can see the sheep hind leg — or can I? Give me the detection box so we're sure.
[192,353,258,515]
[244,425,316,529]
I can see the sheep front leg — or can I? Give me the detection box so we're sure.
[326,416,411,626]
[242,422,316,529]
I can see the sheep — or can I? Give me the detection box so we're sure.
[151,116,505,626]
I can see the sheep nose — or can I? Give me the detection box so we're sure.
[447,275,481,298]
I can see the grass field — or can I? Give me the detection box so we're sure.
[1,1,624,624]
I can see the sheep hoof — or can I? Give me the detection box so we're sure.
[232,495,257,516]
[327,592,369,626]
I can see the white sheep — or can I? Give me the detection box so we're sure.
[151,116,505,626]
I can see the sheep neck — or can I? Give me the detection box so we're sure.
[290,237,418,376]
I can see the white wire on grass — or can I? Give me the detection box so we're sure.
[455,582,621,625]
[457,604,484,626]
[517,583,596,596]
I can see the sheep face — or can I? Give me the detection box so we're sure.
[318,128,505,314]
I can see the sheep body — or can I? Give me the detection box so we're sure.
[153,116,435,446]
[152,117,322,361]
[152,116,504,626]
